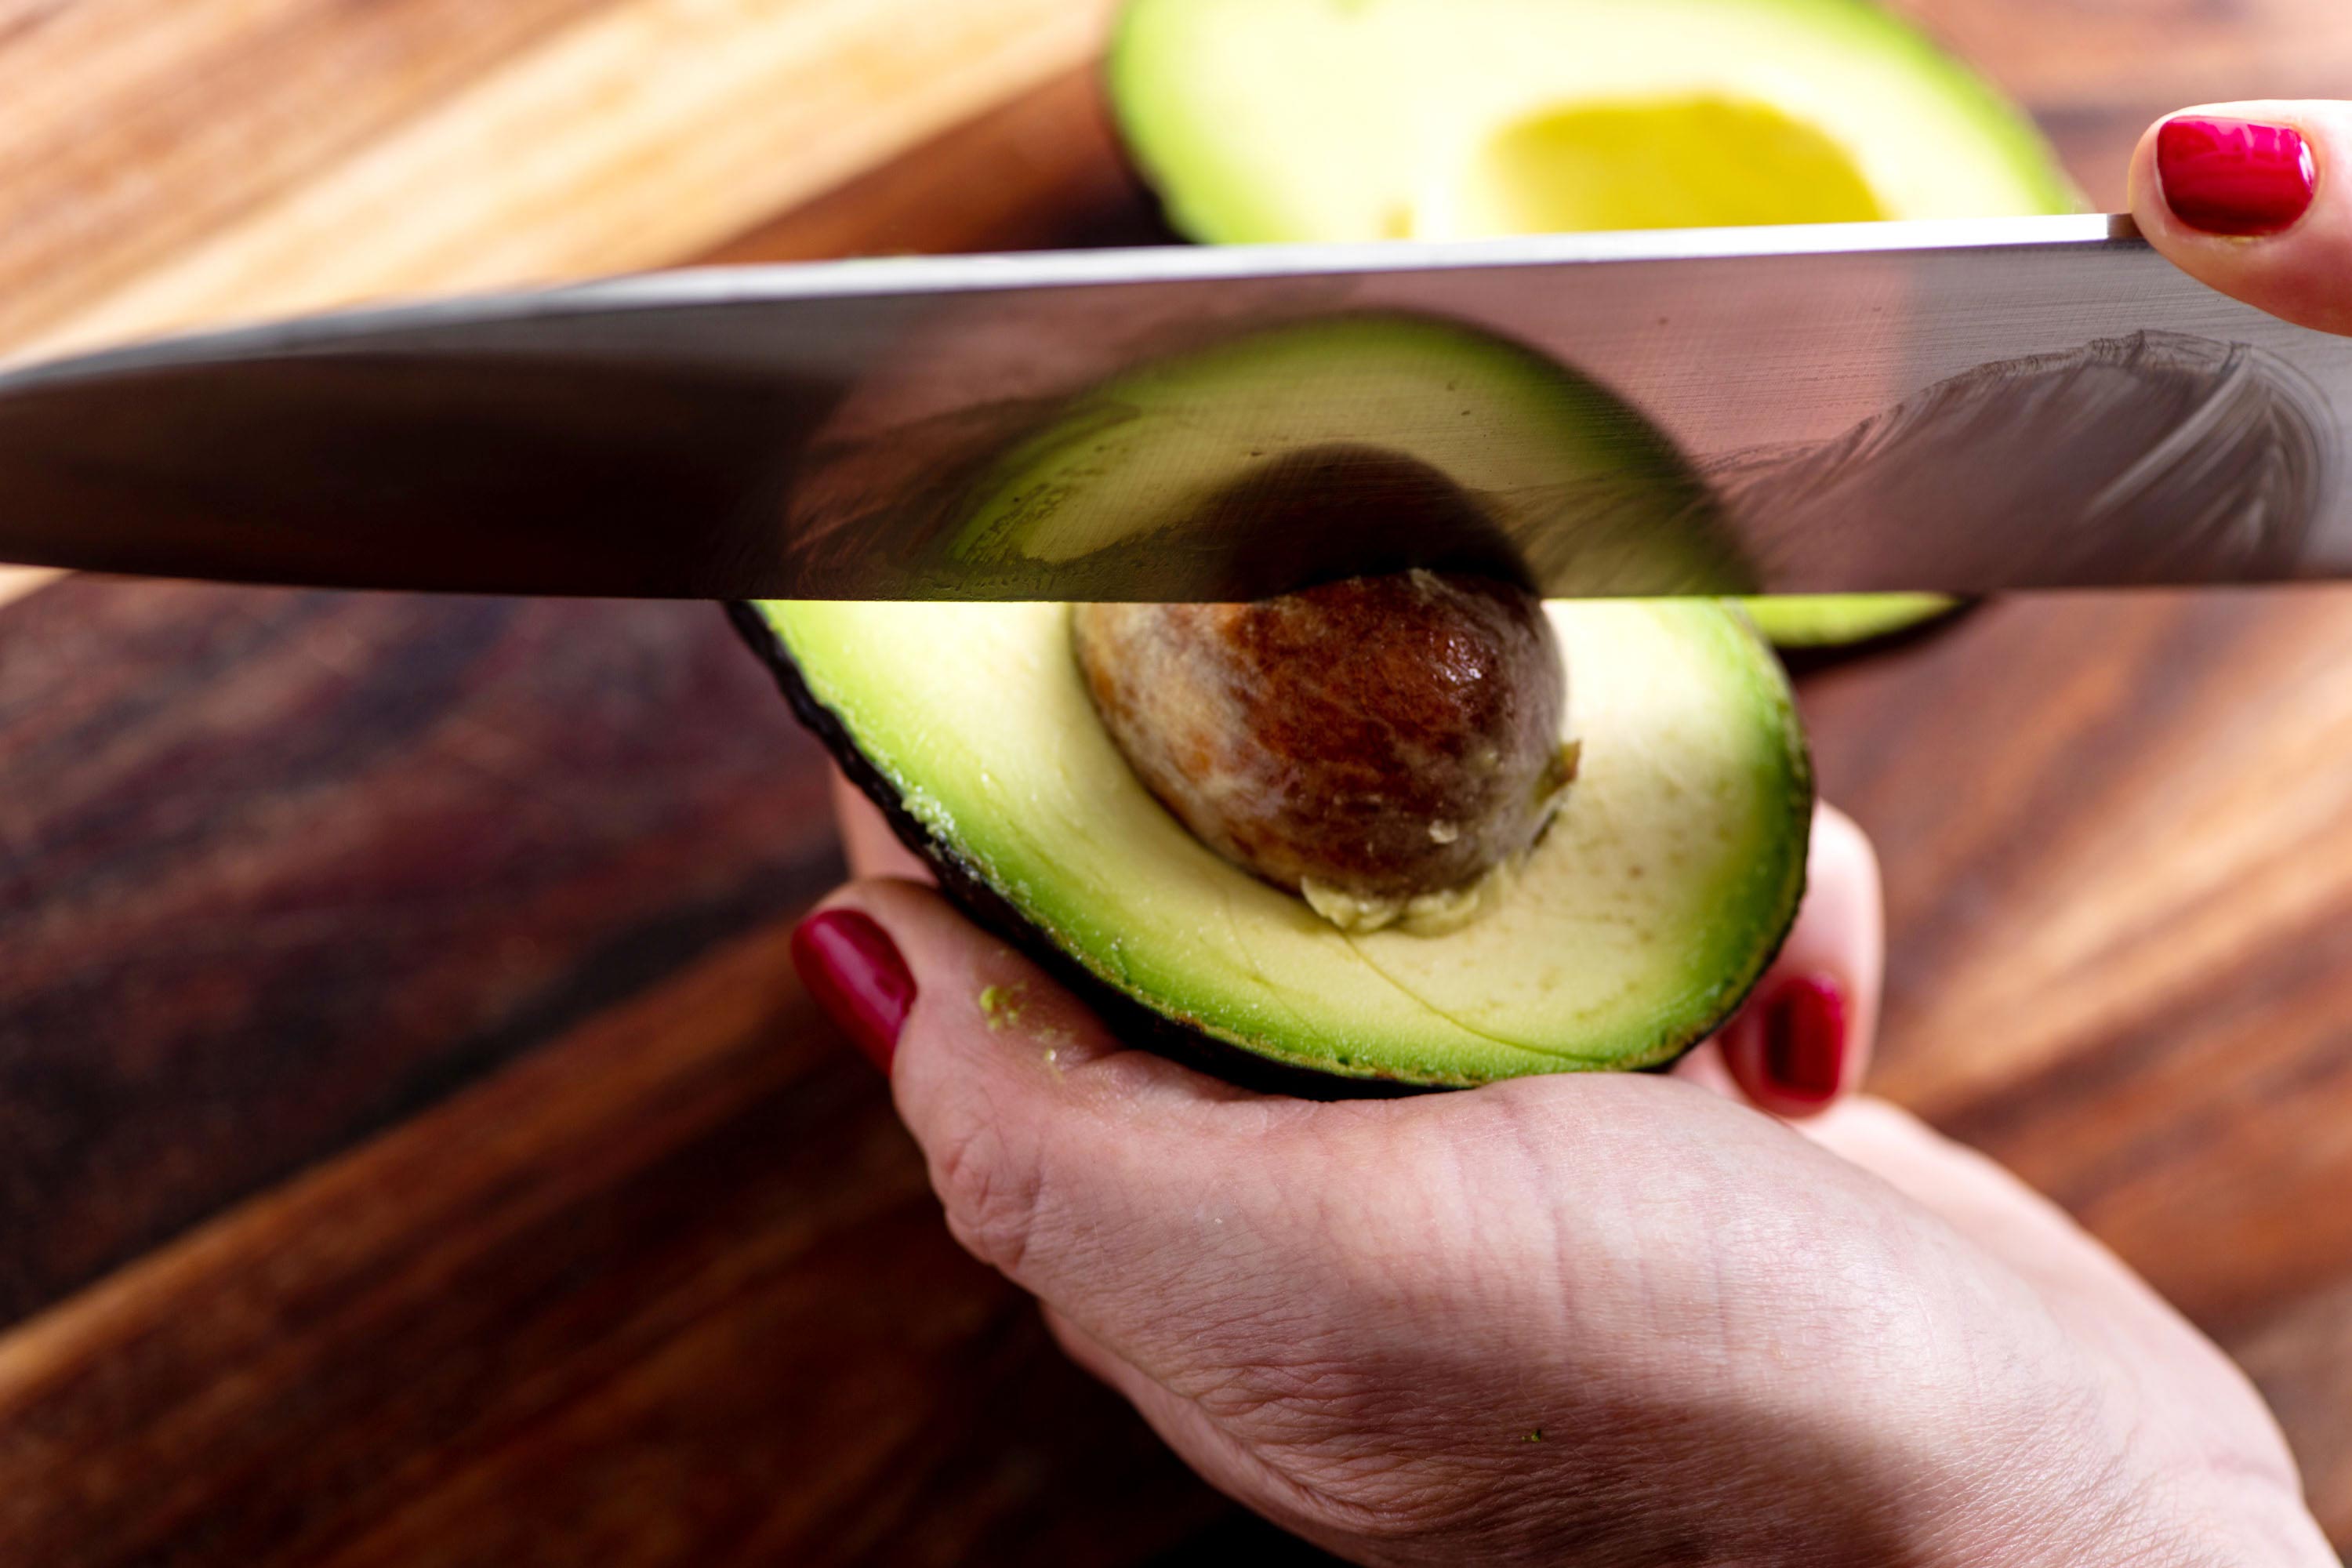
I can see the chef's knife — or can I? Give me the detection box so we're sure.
[0,213,2340,602]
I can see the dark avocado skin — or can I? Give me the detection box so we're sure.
[728,601,1444,1098]
[1771,597,1978,676]
[726,602,1762,1094]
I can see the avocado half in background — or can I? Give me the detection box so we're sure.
[1106,0,2082,651]
[743,314,1813,1090]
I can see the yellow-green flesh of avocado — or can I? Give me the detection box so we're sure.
[1108,0,2080,647]
[1740,593,1962,648]
[760,598,1809,1086]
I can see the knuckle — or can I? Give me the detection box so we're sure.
[929,1104,1045,1279]
[1252,1441,1508,1552]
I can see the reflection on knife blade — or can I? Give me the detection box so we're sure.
[1713,330,2329,592]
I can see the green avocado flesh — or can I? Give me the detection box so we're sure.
[758,313,1802,1086]
[949,313,1746,597]
[760,597,1810,1085]
[1108,0,2079,647]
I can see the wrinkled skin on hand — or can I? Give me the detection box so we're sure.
[822,786,2328,1567]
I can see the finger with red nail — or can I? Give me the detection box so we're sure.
[791,906,916,1073]
[1675,803,1880,1118]
[1719,973,1849,1115]
[2131,100,2352,336]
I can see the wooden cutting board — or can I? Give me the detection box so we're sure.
[0,0,1125,608]
[12,1,2352,1560]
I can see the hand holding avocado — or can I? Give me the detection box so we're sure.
[798,796,2328,1563]
[771,0,2352,1561]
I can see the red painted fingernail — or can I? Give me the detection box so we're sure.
[792,909,915,1073]
[1758,975,1847,1108]
[2158,116,2317,237]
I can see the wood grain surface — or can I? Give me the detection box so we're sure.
[0,0,1122,607]
[11,0,2352,1561]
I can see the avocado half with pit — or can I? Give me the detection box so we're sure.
[1106,0,2081,649]
[744,315,1812,1089]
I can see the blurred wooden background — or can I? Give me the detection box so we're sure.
[9,0,2352,1559]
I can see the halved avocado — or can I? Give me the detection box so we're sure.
[1106,0,2082,648]
[742,310,1804,1089]
[746,596,1809,1087]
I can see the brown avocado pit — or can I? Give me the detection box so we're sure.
[1072,570,1576,934]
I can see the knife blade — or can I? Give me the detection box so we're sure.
[0,212,2343,602]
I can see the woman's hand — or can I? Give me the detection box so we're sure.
[797,780,2332,1566]
[2129,102,2345,332]
[782,111,2352,1560]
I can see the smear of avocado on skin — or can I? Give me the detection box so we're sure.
[981,982,1073,1072]
[978,984,1027,1031]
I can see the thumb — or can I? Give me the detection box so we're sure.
[2129,101,2348,335]
[792,879,1261,1299]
